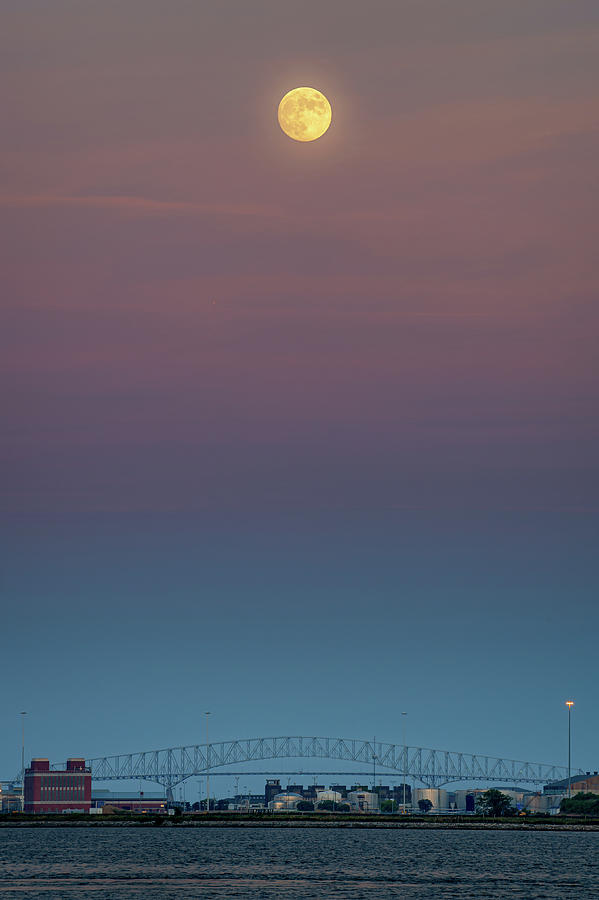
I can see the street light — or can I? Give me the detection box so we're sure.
[401,712,407,813]
[566,701,574,799]
[372,735,377,798]
[205,712,211,813]
[20,712,27,775]
[20,712,27,810]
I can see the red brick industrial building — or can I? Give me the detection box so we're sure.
[24,758,91,813]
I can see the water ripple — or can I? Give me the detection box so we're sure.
[0,827,596,898]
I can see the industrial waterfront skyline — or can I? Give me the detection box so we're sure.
[11,736,593,816]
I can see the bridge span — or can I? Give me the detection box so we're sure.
[62,736,576,796]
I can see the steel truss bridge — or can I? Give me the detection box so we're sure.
[71,736,576,798]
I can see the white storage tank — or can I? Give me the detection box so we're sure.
[268,792,303,810]
[316,790,343,804]
[413,788,448,812]
[347,790,379,812]
[454,789,480,811]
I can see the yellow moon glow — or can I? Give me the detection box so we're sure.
[277,87,332,142]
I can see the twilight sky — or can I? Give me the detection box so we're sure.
[1,1,598,790]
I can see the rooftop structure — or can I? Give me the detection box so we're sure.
[264,779,281,806]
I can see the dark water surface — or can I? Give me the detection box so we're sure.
[0,827,597,898]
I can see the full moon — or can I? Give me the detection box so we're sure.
[277,87,332,142]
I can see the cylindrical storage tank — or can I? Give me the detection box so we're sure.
[454,789,476,811]
[499,789,526,808]
[347,790,379,812]
[269,792,303,810]
[316,790,342,803]
[413,788,448,812]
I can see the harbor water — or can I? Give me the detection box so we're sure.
[0,826,597,898]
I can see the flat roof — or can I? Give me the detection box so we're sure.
[92,790,166,800]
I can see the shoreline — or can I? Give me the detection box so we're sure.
[2,815,598,831]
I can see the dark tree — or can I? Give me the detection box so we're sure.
[296,800,314,811]
[560,792,599,815]
[475,790,515,817]
[316,800,350,812]
[418,798,433,813]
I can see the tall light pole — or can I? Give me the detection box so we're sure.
[205,712,211,813]
[401,712,407,813]
[20,711,27,812]
[566,700,574,799]
[20,712,27,780]
[372,735,376,795]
